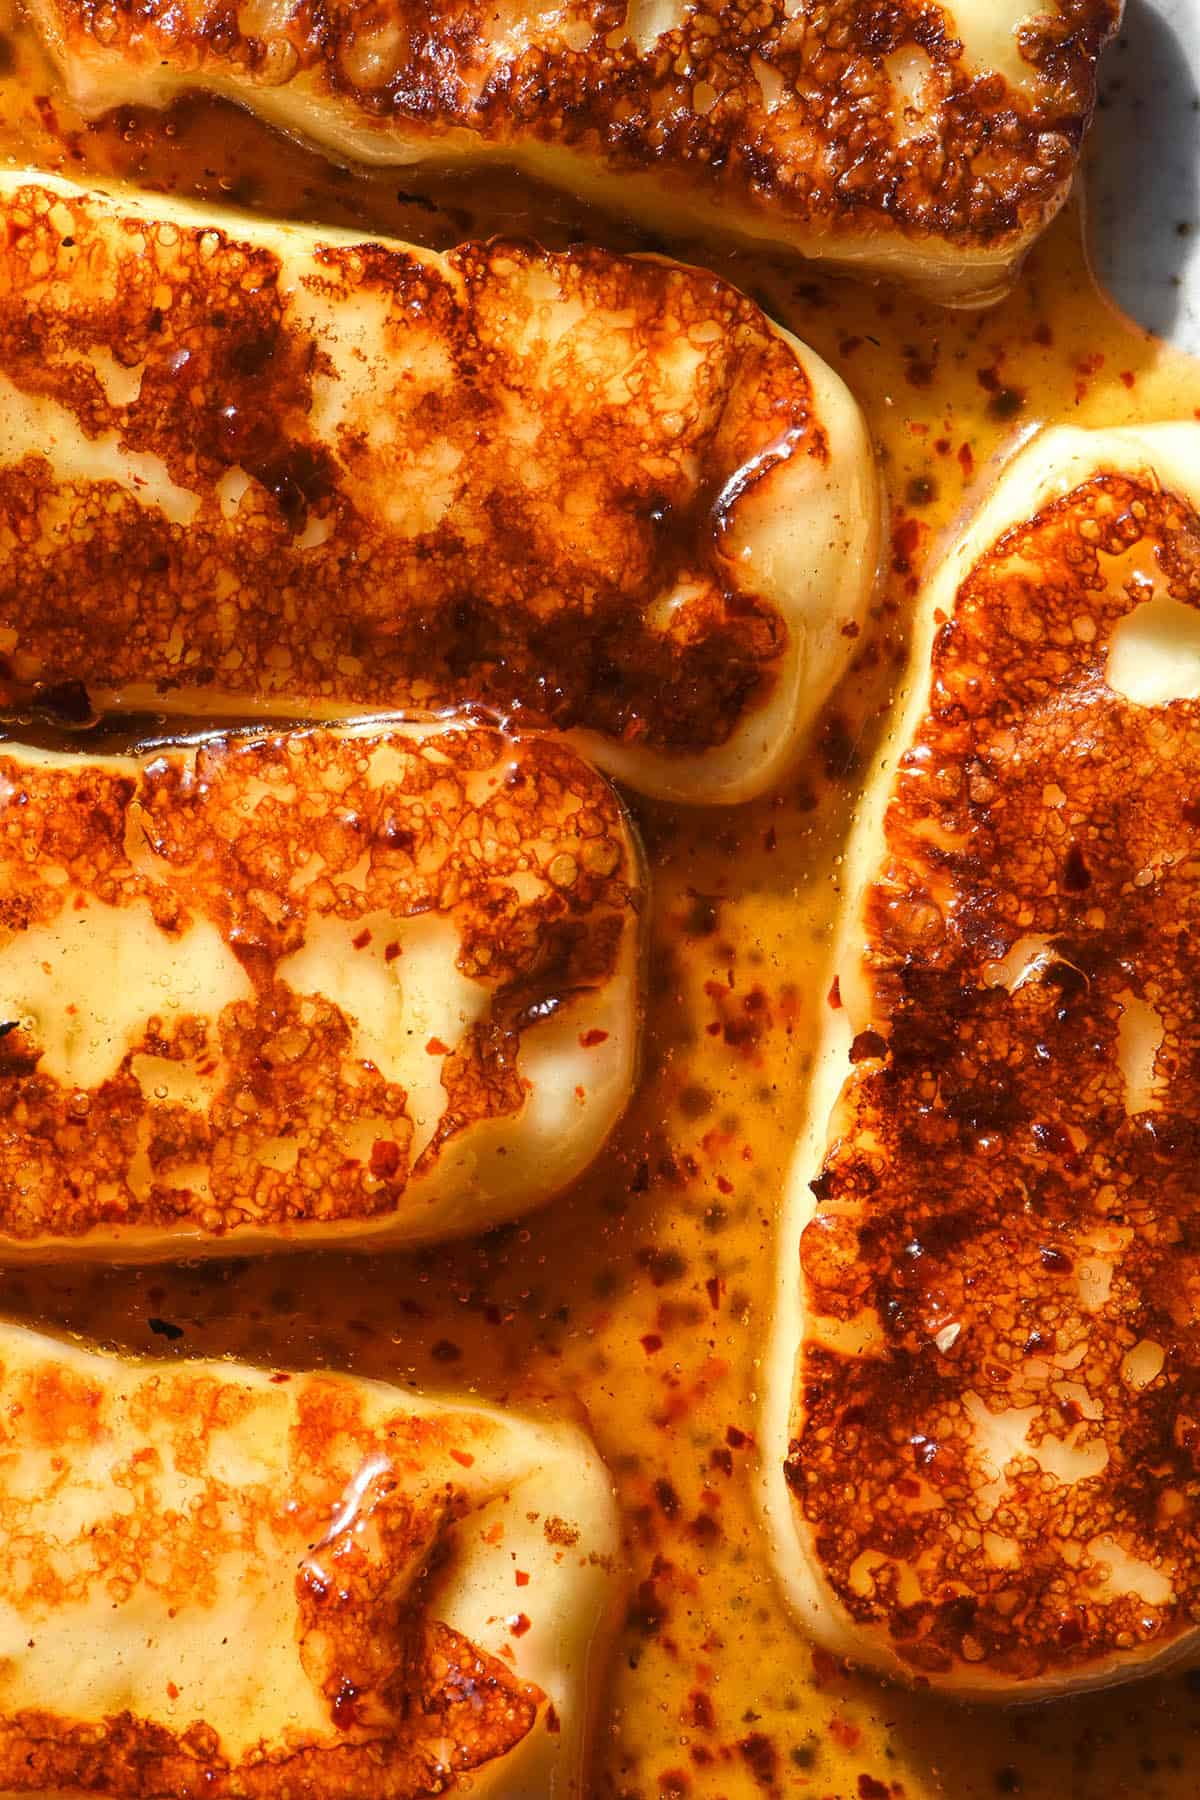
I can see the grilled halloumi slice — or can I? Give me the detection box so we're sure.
[0,171,878,806]
[0,716,641,1257]
[26,0,1119,304]
[0,1319,617,1799]
[763,424,1200,1698]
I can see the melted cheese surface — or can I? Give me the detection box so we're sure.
[0,719,642,1257]
[27,0,1120,300]
[0,170,878,804]
[0,1320,617,1798]
[764,424,1200,1698]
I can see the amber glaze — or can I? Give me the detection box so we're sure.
[2,6,1200,1796]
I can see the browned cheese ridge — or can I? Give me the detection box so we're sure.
[0,723,636,1238]
[0,1351,541,1796]
[790,473,1200,1683]
[33,0,1118,267]
[0,179,821,754]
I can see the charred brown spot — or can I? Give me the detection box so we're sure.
[1062,842,1091,891]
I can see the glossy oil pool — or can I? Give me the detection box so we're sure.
[1,11,1200,1795]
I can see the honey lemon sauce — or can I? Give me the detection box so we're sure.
[0,8,1199,1796]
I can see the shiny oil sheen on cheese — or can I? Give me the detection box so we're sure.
[0,171,879,806]
[762,425,1200,1699]
[26,0,1119,303]
[0,1320,617,1799]
[0,718,641,1256]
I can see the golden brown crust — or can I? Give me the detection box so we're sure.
[0,1626,537,1797]
[0,720,638,1242]
[789,472,1200,1683]
[0,176,821,761]
[0,1345,541,1796]
[30,0,1119,271]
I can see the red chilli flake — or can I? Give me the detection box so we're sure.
[890,515,922,576]
[509,1613,532,1638]
[688,1690,716,1731]
[369,1140,401,1180]
[425,1036,450,1055]
[449,1449,475,1469]
[579,1028,609,1047]
[515,1570,530,1587]
[640,1333,664,1356]
[738,1733,779,1789]
[351,928,371,950]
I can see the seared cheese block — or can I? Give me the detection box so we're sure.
[0,717,642,1257]
[0,171,878,806]
[26,0,1119,303]
[763,424,1200,1697]
[0,1320,617,1799]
